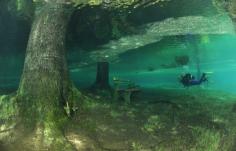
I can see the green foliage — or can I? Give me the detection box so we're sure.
[67,85,82,113]
[0,95,18,120]
[110,110,122,118]
[213,0,236,18]
[131,142,143,151]
[190,127,221,151]
[29,0,170,10]
[0,95,18,139]
[212,0,229,12]
[38,120,76,151]
[229,0,236,18]
[142,115,163,133]
[7,0,35,20]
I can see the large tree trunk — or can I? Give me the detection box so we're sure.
[15,3,77,151]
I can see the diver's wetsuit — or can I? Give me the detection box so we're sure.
[181,73,207,87]
[189,79,202,85]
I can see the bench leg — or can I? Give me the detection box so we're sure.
[124,91,131,104]
[113,90,119,101]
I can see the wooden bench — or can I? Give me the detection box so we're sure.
[113,77,140,103]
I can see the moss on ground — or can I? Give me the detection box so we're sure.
[1,88,236,151]
[66,88,236,151]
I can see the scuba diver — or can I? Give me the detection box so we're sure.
[180,73,208,87]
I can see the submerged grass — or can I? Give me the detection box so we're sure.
[190,127,221,151]
[1,88,236,151]
[66,88,236,151]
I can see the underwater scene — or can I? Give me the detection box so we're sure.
[1,0,236,151]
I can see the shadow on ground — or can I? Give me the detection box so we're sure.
[0,88,236,151]
[65,88,236,151]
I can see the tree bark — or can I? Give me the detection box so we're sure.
[92,62,111,91]
[15,3,77,151]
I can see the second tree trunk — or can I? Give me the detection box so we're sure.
[92,62,111,91]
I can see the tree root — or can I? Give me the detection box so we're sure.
[0,93,79,151]
[0,85,91,151]
[2,123,77,151]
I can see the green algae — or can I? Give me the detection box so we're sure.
[0,95,18,120]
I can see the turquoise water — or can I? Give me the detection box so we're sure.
[69,34,236,94]
[1,1,236,150]
[1,35,236,94]
[1,0,236,95]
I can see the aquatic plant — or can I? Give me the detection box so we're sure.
[0,95,17,119]
[213,0,236,29]
[131,142,143,151]
[72,0,170,9]
[4,0,35,21]
[0,95,18,142]
[110,110,122,118]
[190,127,221,151]
[142,115,163,133]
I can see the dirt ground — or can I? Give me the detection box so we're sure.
[1,88,236,151]
[64,88,236,151]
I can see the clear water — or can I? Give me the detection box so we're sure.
[70,34,236,94]
[1,0,236,150]
[1,34,236,94]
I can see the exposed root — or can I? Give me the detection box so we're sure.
[0,94,18,144]
[2,123,76,151]
[0,88,83,151]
